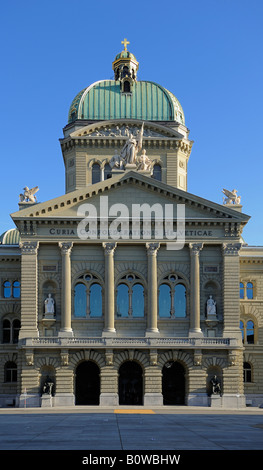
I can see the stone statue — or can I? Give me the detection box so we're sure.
[109,150,124,170]
[207,295,216,316]
[42,375,54,395]
[19,186,39,203]
[44,294,55,314]
[222,188,241,205]
[137,149,152,172]
[210,375,221,395]
[120,122,144,165]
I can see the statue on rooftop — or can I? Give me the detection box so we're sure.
[19,186,39,203]
[222,188,241,205]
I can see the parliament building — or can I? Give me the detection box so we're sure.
[0,41,262,408]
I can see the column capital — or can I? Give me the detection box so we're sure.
[58,242,73,255]
[19,241,39,255]
[146,242,160,256]
[103,242,117,255]
[222,242,242,256]
[189,242,203,256]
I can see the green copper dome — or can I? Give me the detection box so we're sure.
[0,228,21,245]
[68,80,185,125]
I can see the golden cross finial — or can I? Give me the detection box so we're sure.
[121,38,130,51]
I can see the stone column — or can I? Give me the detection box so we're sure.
[102,242,117,336]
[189,243,203,337]
[146,242,160,336]
[59,242,73,337]
[19,241,39,340]
[222,243,242,341]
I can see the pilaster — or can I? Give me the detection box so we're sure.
[19,241,39,340]
[222,243,242,341]
[145,242,160,336]
[58,242,73,337]
[102,242,117,336]
[189,243,203,337]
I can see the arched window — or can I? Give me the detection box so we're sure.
[104,163,112,180]
[3,280,21,299]
[240,320,244,343]
[123,81,131,93]
[246,320,254,344]
[90,283,102,317]
[152,163,162,181]
[158,274,187,318]
[13,319,21,343]
[3,319,11,343]
[117,283,129,317]
[240,281,254,300]
[2,319,20,344]
[116,274,145,318]
[13,281,20,298]
[240,320,255,344]
[74,283,87,317]
[240,282,244,299]
[243,362,252,383]
[246,282,254,299]
[174,284,186,317]
[132,284,144,317]
[3,281,11,298]
[5,361,17,382]
[74,273,103,318]
[92,163,101,184]
[158,284,171,317]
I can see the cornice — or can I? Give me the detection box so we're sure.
[11,171,250,225]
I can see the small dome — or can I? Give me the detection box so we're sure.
[0,228,21,245]
[114,51,137,62]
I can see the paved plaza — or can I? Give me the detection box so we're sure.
[0,406,262,452]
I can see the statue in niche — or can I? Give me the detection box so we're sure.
[207,295,216,316]
[109,150,124,170]
[42,375,54,396]
[120,122,144,165]
[44,293,55,315]
[137,149,152,172]
[210,375,221,395]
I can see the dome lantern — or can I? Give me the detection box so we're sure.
[112,38,139,93]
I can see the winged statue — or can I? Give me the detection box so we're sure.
[222,188,241,205]
[19,186,39,203]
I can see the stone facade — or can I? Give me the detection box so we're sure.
[0,45,262,408]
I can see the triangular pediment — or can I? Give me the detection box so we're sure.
[68,119,185,140]
[11,171,250,225]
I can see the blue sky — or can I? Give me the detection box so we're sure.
[0,0,262,245]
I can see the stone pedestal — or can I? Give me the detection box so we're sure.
[53,393,75,407]
[100,393,119,407]
[41,395,53,407]
[124,163,137,171]
[144,393,163,406]
[209,395,222,407]
[187,393,209,407]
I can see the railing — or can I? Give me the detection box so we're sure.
[20,336,239,348]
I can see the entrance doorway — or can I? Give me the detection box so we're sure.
[162,361,185,405]
[75,361,100,405]
[119,361,143,405]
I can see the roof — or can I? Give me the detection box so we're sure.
[0,228,21,245]
[68,80,185,125]
[11,170,250,225]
